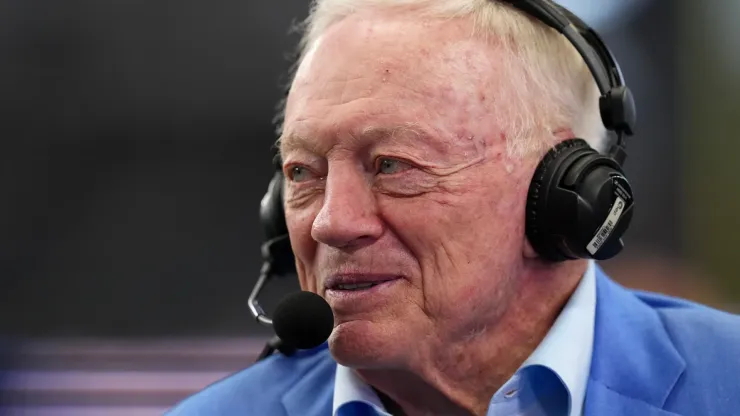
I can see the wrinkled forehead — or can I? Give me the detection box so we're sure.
[281,11,510,152]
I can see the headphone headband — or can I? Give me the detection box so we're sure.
[499,0,636,162]
[500,0,618,93]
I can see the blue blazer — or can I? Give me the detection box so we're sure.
[168,267,740,415]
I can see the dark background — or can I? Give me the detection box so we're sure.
[1,0,737,342]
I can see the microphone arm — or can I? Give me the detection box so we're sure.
[248,234,295,327]
[248,261,274,326]
[248,233,298,361]
[247,234,295,361]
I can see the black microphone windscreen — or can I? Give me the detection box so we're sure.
[272,291,334,350]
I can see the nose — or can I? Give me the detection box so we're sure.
[311,167,383,249]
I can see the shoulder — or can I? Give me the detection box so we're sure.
[633,289,740,354]
[166,344,336,416]
[633,290,740,406]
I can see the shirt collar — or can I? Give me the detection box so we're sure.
[332,260,596,416]
[333,363,390,416]
[517,259,596,416]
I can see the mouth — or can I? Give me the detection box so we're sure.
[333,281,387,291]
[323,275,402,310]
[324,275,401,293]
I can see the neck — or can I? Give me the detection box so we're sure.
[356,260,588,416]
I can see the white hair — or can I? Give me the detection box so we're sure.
[275,0,607,158]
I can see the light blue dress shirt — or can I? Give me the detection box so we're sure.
[333,261,596,416]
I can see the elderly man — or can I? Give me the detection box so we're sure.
[170,0,740,415]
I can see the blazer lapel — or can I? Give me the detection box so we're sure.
[584,268,685,416]
[281,347,337,416]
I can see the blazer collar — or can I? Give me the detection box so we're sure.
[281,344,337,416]
[585,267,686,415]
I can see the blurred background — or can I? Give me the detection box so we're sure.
[1,0,738,414]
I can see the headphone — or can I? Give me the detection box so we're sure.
[250,0,637,325]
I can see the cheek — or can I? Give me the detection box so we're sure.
[397,183,526,260]
[286,206,320,290]
[382,177,528,307]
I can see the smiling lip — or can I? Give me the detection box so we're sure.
[323,274,402,311]
[324,273,400,291]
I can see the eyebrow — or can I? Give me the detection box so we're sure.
[278,122,447,156]
[275,133,321,156]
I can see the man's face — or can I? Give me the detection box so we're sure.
[279,11,539,368]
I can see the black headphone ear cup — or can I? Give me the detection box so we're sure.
[526,139,590,261]
[260,171,289,240]
[526,138,634,262]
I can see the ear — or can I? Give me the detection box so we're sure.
[523,237,539,259]
[552,127,575,141]
[521,128,575,260]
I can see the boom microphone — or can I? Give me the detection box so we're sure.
[251,173,334,360]
[273,291,334,349]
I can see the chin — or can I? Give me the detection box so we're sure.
[327,319,404,369]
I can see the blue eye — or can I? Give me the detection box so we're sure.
[289,166,313,182]
[377,158,410,175]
